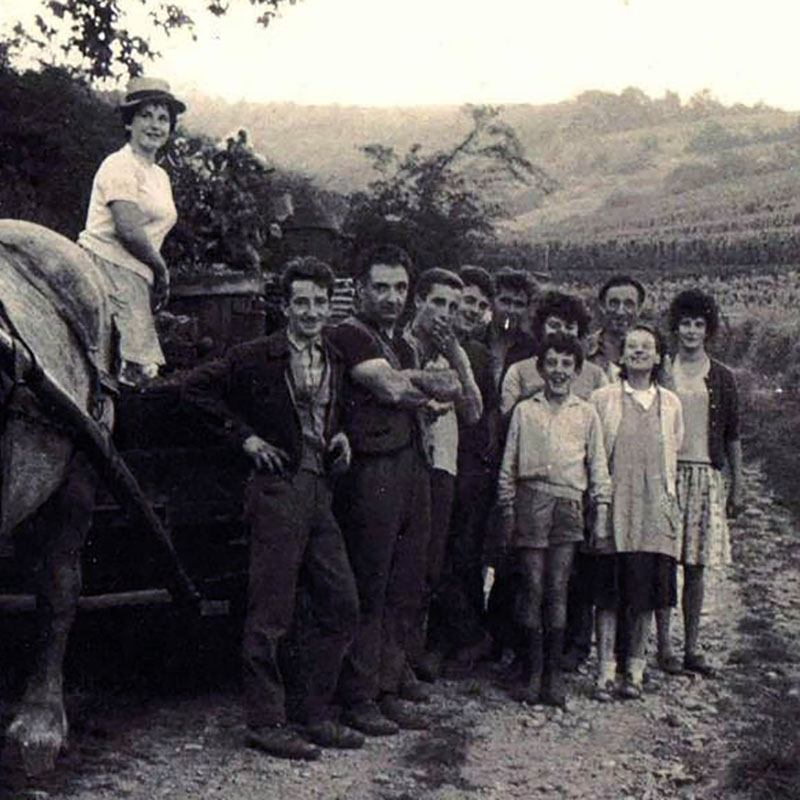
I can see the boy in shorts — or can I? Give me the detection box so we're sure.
[497,333,610,706]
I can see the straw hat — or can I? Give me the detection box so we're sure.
[119,77,186,115]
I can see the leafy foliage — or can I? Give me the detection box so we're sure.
[0,64,119,237]
[162,128,276,277]
[5,0,297,80]
[344,105,557,271]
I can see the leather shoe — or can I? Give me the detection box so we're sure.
[380,694,430,730]
[341,702,399,737]
[684,653,716,677]
[415,651,442,683]
[657,653,684,675]
[246,725,320,760]
[305,720,364,749]
[560,648,588,673]
[400,665,431,703]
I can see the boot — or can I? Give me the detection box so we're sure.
[541,628,567,708]
[511,629,543,704]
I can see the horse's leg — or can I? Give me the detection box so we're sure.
[6,451,98,776]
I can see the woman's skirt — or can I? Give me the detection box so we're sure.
[591,552,677,612]
[83,248,165,376]
[676,462,732,567]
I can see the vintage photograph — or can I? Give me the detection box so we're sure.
[0,1,799,797]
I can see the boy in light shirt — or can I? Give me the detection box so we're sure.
[497,333,611,706]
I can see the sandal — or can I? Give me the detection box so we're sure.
[592,680,616,703]
[618,677,643,700]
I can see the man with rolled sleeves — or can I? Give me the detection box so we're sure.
[402,268,483,684]
[183,256,361,760]
[329,244,462,735]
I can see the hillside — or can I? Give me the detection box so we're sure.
[182,89,800,267]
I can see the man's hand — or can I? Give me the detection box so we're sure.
[423,398,453,422]
[243,435,290,475]
[326,432,351,476]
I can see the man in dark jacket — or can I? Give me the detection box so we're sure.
[183,257,361,761]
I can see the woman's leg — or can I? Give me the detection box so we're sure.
[620,610,652,699]
[683,564,715,674]
[683,564,704,655]
[655,607,682,673]
[594,609,617,700]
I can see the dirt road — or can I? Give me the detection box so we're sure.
[2,458,799,800]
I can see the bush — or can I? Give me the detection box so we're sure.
[162,129,275,278]
[0,65,119,238]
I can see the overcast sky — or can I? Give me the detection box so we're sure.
[3,0,800,109]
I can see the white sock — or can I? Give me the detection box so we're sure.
[597,659,616,685]
[628,657,647,685]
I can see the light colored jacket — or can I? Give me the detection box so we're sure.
[589,382,684,498]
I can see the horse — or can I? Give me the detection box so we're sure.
[0,219,196,775]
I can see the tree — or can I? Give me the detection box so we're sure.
[4,0,298,81]
[344,105,558,271]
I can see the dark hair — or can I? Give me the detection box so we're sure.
[532,291,592,340]
[668,289,720,338]
[619,323,664,382]
[280,256,335,301]
[494,267,535,302]
[598,274,646,305]
[536,332,584,372]
[458,265,495,300]
[415,267,463,300]
[121,100,178,136]
[353,243,413,284]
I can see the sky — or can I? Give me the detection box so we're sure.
[3,0,800,109]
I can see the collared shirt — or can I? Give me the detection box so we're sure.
[286,330,331,472]
[623,380,657,411]
[498,392,611,508]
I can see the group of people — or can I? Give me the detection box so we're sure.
[182,251,742,762]
[75,77,743,763]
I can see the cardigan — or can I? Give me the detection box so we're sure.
[661,356,740,470]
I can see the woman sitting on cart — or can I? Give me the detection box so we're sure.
[78,76,185,386]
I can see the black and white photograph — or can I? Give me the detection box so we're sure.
[0,1,798,797]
